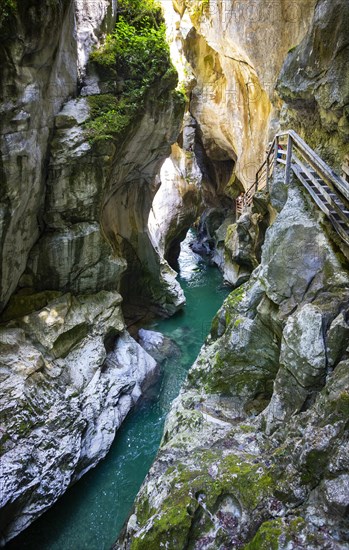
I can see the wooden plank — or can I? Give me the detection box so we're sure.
[292,154,349,226]
[288,130,349,202]
[329,216,349,246]
[292,164,331,217]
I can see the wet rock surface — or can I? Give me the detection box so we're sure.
[138,329,181,365]
[277,0,349,169]
[116,182,349,549]
[0,292,158,545]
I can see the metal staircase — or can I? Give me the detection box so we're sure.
[238,130,349,246]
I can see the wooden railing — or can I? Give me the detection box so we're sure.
[237,130,349,246]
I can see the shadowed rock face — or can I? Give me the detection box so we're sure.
[116,180,349,549]
[0,0,78,312]
[0,0,119,313]
[100,89,186,315]
[277,0,349,169]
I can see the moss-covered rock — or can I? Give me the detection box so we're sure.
[117,175,349,550]
[277,0,349,170]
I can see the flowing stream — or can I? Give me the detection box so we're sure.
[9,231,229,550]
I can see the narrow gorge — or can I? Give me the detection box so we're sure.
[0,0,348,548]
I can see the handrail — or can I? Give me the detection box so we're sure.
[236,129,349,245]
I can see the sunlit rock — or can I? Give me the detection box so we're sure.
[0,295,157,544]
[149,143,203,266]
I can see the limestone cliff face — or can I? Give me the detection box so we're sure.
[156,0,348,279]
[0,0,120,312]
[117,176,349,550]
[22,86,185,317]
[0,0,184,543]
[150,0,318,280]
[0,0,77,312]
[100,89,185,315]
[114,2,349,546]
[0,295,157,545]
[165,0,316,189]
[0,0,184,317]
[149,142,203,267]
[277,0,349,169]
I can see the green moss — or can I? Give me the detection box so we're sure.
[210,284,246,340]
[86,94,138,142]
[225,284,246,312]
[86,0,177,143]
[0,0,16,27]
[132,450,274,548]
[244,518,283,550]
[189,0,210,22]
[174,84,188,104]
[245,516,327,549]
[330,390,349,419]
[220,454,274,509]
[239,424,255,433]
[131,505,193,550]
[225,223,237,243]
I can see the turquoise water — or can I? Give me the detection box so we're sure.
[8,232,229,550]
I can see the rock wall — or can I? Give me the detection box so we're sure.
[0,0,185,543]
[0,292,157,544]
[166,0,316,189]
[148,117,204,268]
[150,0,318,277]
[0,0,77,312]
[277,0,349,170]
[154,0,348,280]
[0,0,119,313]
[116,175,349,550]
[100,88,185,316]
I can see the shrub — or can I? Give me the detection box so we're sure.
[86,0,176,142]
[0,0,16,28]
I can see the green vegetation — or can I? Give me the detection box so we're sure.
[86,0,180,142]
[244,519,283,550]
[131,450,275,549]
[0,0,16,27]
[86,94,138,142]
[189,0,210,22]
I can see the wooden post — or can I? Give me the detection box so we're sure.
[273,137,279,185]
[285,134,293,185]
[266,155,270,192]
[255,172,259,192]
[274,137,278,165]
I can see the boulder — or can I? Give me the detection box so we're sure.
[138,329,181,364]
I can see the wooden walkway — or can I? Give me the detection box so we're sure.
[237,130,349,246]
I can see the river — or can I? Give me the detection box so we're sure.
[8,231,229,550]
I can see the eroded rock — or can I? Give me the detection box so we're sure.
[0,293,157,544]
[116,175,349,550]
